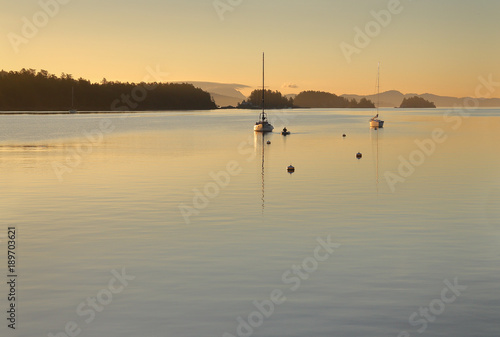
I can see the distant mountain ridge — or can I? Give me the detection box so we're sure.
[341,90,500,108]
[179,82,500,108]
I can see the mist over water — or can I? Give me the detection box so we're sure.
[0,108,499,337]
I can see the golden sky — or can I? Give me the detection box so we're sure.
[2,0,500,98]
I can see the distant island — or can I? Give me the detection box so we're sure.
[0,69,217,111]
[293,91,375,108]
[237,89,294,109]
[235,89,375,109]
[399,96,436,108]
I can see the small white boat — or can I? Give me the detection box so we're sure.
[254,53,274,133]
[370,115,384,128]
[254,113,274,132]
[370,63,384,128]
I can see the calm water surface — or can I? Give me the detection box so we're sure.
[0,108,499,337]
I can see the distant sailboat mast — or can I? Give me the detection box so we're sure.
[370,62,384,128]
[377,62,380,114]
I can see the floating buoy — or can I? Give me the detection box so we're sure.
[267,140,271,144]
[356,152,362,159]
[287,164,295,173]
[342,134,346,138]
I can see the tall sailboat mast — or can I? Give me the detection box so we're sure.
[262,52,265,119]
[253,52,274,132]
[370,62,384,128]
[377,62,380,113]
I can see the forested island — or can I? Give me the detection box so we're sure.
[236,89,375,109]
[237,89,294,109]
[0,69,217,111]
[293,91,375,108]
[400,96,436,108]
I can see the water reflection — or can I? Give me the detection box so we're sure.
[1,110,499,337]
[254,132,272,213]
[370,127,381,192]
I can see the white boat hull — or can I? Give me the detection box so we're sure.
[254,122,274,132]
[370,119,384,128]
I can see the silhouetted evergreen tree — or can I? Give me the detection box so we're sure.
[357,97,375,108]
[0,69,217,111]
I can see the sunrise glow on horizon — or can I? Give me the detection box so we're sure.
[2,0,500,98]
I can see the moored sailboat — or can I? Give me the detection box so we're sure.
[254,53,274,133]
[370,63,384,128]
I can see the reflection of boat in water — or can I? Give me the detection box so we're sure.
[371,127,382,192]
[254,53,274,133]
[254,132,270,212]
[370,63,384,128]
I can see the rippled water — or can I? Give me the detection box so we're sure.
[0,108,499,337]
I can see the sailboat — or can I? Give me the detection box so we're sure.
[254,53,274,132]
[370,63,384,128]
[69,86,77,114]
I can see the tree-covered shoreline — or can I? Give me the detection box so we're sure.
[0,69,217,111]
[1,69,381,111]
